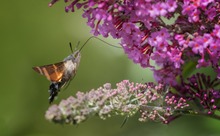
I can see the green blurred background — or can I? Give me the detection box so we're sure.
[1,1,220,136]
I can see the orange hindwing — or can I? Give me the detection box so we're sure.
[33,62,65,82]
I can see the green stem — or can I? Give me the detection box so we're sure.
[207,114,220,121]
[175,109,220,121]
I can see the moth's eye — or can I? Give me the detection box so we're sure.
[74,52,80,57]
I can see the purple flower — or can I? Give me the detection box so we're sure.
[167,48,184,69]
[48,0,220,83]
[197,57,210,68]
[174,73,220,114]
[205,7,216,20]
[166,0,177,12]
[213,25,220,38]
[148,28,170,49]
[153,66,181,86]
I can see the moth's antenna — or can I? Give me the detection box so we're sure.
[78,36,122,52]
[69,42,73,53]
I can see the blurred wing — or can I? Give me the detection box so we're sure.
[33,62,65,82]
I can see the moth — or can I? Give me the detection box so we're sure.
[33,37,121,103]
[33,43,81,103]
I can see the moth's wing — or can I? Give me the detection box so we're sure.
[33,62,65,82]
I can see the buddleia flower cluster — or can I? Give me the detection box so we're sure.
[46,0,220,124]
[46,80,190,124]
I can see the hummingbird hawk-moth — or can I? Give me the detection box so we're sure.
[33,37,121,103]
[33,43,81,103]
